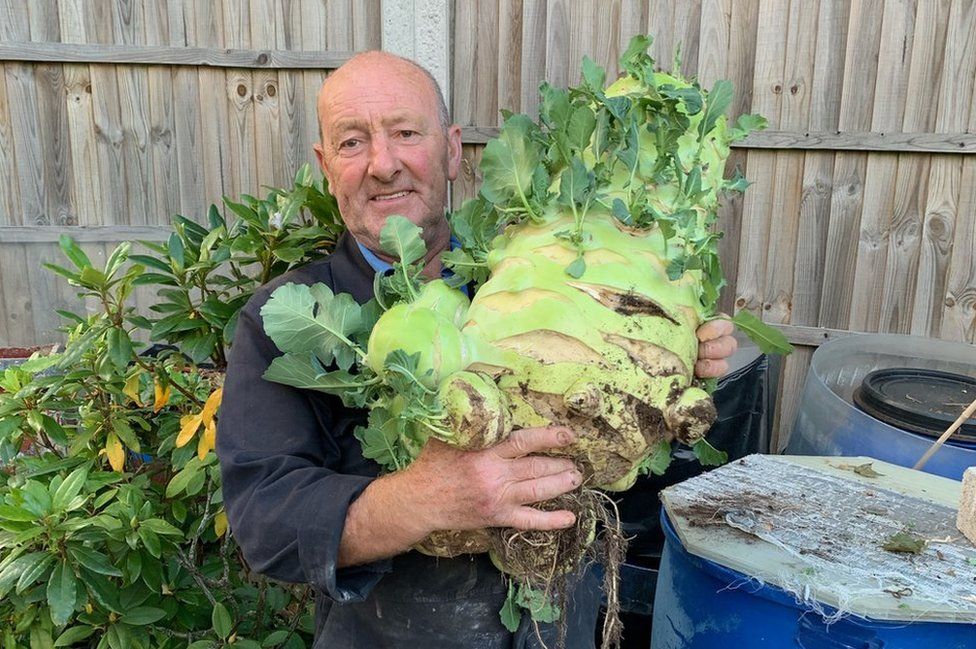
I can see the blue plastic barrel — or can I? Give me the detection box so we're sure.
[786,334,976,480]
[651,512,976,648]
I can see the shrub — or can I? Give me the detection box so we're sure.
[0,168,341,648]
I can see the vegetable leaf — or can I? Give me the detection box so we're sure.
[378,215,426,267]
[479,114,540,211]
[500,580,522,632]
[692,438,727,467]
[730,310,793,355]
[260,283,365,370]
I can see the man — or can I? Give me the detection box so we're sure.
[217,51,736,648]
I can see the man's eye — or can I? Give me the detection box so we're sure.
[399,130,418,139]
[339,139,361,150]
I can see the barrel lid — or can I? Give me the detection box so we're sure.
[660,455,976,623]
[853,368,976,443]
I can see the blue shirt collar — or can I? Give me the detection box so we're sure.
[356,235,463,282]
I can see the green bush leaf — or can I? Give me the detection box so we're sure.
[107,328,134,370]
[54,626,96,646]
[121,606,167,626]
[59,235,92,270]
[47,561,78,627]
[52,466,89,512]
[67,545,123,577]
[262,630,290,647]
[212,602,232,639]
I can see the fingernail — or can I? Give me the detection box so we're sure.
[571,471,582,486]
[557,429,575,445]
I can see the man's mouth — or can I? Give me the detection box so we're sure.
[371,190,412,202]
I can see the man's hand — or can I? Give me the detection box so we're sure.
[337,426,580,567]
[695,317,737,379]
[407,426,581,532]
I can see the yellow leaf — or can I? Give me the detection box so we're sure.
[123,372,142,405]
[214,510,228,539]
[197,419,216,460]
[199,387,223,426]
[153,380,171,413]
[176,414,202,448]
[104,433,125,472]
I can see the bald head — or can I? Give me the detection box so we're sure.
[317,52,450,142]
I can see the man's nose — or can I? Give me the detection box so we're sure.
[367,135,401,181]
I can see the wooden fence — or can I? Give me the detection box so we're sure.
[0,0,379,345]
[2,0,975,444]
[448,0,976,447]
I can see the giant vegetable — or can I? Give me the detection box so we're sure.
[260,36,786,645]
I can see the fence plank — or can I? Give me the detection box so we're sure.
[145,6,180,224]
[763,0,818,327]
[818,0,884,329]
[0,244,35,345]
[878,2,951,333]
[734,0,788,316]
[0,41,354,68]
[912,0,976,337]
[848,0,916,333]
[0,63,20,226]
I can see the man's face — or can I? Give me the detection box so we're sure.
[314,55,462,253]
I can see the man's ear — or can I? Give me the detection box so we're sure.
[446,125,463,182]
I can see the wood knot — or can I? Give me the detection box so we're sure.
[789,84,799,95]
[85,83,92,94]
[735,297,746,308]
[256,52,269,65]
[945,296,956,307]
[772,83,782,94]
[236,83,247,97]
[266,83,276,98]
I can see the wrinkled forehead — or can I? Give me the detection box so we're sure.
[317,56,440,132]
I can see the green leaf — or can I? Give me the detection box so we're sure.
[516,583,560,623]
[59,235,92,270]
[52,466,88,512]
[260,283,365,369]
[262,630,290,647]
[263,356,369,402]
[565,257,586,279]
[641,439,673,476]
[731,113,767,140]
[165,461,202,498]
[137,526,161,558]
[30,627,54,649]
[499,580,522,633]
[567,105,596,151]
[16,552,54,594]
[47,561,78,627]
[699,79,733,139]
[44,262,82,283]
[54,626,96,647]
[212,602,232,639]
[479,114,540,209]
[692,438,728,467]
[104,242,131,278]
[107,328,133,370]
[67,545,123,577]
[167,233,185,270]
[730,311,793,355]
[139,518,183,537]
[121,606,167,626]
[0,502,36,522]
[378,215,426,267]
[581,56,606,92]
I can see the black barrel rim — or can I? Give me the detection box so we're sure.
[852,368,976,444]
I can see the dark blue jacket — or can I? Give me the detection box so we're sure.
[217,232,599,648]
